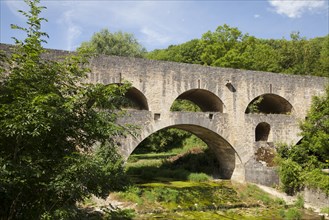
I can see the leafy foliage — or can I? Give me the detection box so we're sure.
[135,128,193,153]
[278,159,303,195]
[277,86,329,195]
[0,0,130,218]
[78,28,146,58]
[147,25,329,77]
[171,99,201,112]
[299,86,329,164]
[246,96,263,114]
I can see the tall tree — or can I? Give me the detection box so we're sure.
[78,28,146,58]
[0,0,130,218]
[147,25,328,77]
[277,85,329,194]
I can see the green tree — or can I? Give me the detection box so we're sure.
[147,25,328,77]
[146,39,203,64]
[200,24,244,66]
[136,128,192,153]
[0,0,130,218]
[299,86,329,165]
[277,85,329,195]
[314,35,329,77]
[78,28,146,57]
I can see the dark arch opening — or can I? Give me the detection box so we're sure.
[108,84,149,110]
[245,94,293,114]
[129,124,238,180]
[255,122,270,141]
[124,87,149,110]
[171,89,224,112]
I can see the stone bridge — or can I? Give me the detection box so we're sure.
[86,55,328,185]
[1,44,327,185]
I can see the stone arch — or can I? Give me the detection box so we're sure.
[255,122,271,142]
[110,83,149,110]
[125,87,149,110]
[245,93,293,114]
[128,124,241,179]
[171,89,224,113]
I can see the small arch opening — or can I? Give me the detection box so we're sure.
[170,89,224,112]
[245,94,293,114]
[255,122,270,142]
[124,87,149,110]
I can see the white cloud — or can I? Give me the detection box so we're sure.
[254,14,261,19]
[2,1,208,50]
[58,10,82,51]
[46,1,188,50]
[140,27,172,46]
[268,0,327,18]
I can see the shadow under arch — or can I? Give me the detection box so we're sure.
[245,93,294,114]
[132,124,241,179]
[110,83,149,110]
[171,89,224,112]
[125,87,149,110]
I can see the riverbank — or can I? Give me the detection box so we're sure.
[256,184,329,219]
[80,180,326,219]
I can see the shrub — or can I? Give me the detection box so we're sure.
[304,169,329,195]
[188,173,211,182]
[278,159,303,195]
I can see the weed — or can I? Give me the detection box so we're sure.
[274,198,286,206]
[117,186,142,205]
[294,194,304,208]
[240,184,274,206]
[284,207,302,220]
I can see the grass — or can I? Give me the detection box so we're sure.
[117,144,323,219]
[114,180,308,219]
[81,148,324,220]
[125,146,217,183]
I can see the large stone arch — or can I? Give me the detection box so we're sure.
[122,120,242,179]
[245,93,294,114]
[171,89,225,113]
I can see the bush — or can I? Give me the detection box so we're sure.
[304,169,329,195]
[278,159,303,195]
[188,173,211,182]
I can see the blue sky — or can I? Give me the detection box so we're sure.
[1,0,328,51]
